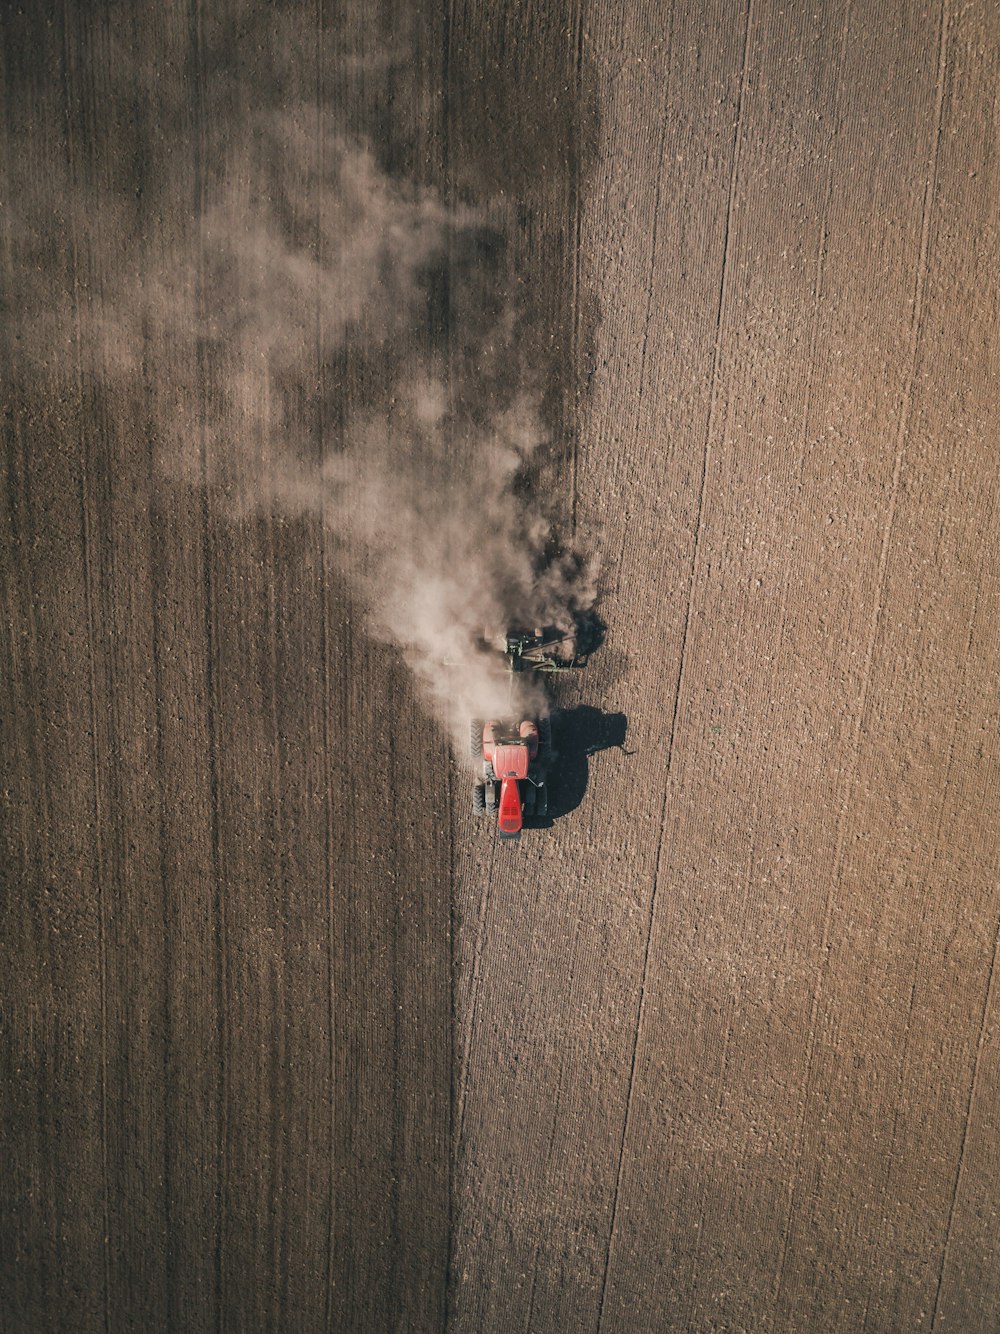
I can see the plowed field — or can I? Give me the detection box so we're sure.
[3,1,998,1331]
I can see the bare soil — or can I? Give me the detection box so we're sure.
[2,1,998,1331]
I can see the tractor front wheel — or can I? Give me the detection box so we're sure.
[472,783,486,815]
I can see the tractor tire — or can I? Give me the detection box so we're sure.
[472,783,486,815]
[485,782,497,810]
[539,714,553,754]
[536,782,549,819]
[470,718,483,760]
[523,784,537,818]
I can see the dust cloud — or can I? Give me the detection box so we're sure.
[182,123,597,743]
[5,100,596,754]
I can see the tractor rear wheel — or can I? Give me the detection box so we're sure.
[472,783,486,815]
[539,714,553,754]
[470,718,483,760]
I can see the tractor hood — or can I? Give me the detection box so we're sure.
[497,775,523,837]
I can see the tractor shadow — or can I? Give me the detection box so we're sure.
[531,706,630,826]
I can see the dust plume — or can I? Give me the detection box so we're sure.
[192,124,598,741]
[5,98,597,755]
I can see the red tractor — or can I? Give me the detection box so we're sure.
[471,715,552,838]
[469,630,581,839]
